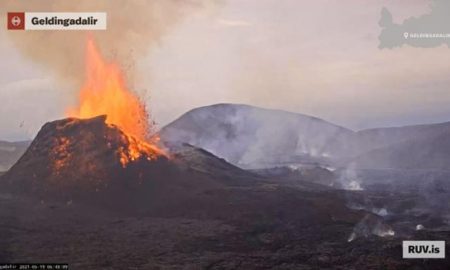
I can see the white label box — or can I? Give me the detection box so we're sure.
[403,240,445,259]
[24,12,107,30]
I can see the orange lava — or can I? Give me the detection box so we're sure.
[118,133,165,166]
[67,37,166,167]
[52,137,71,174]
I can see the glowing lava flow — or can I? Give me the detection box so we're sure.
[67,37,166,167]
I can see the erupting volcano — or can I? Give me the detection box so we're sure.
[67,37,166,167]
[1,36,263,211]
[0,37,187,206]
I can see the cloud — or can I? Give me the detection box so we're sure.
[1,0,449,140]
[0,78,71,140]
[0,0,218,83]
[217,19,252,27]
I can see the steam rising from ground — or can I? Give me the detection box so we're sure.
[161,104,352,169]
[337,165,364,191]
[347,214,395,242]
[0,0,217,85]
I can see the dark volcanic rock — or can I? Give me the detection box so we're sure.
[252,165,340,189]
[2,115,448,269]
[3,116,167,192]
[0,115,255,213]
[0,115,368,226]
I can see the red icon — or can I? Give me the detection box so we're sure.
[7,12,25,30]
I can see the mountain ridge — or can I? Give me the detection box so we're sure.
[3,103,450,172]
[161,103,450,171]
[161,103,355,169]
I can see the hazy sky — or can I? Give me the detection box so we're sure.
[2,0,450,140]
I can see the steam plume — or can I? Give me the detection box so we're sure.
[0,0,217,85]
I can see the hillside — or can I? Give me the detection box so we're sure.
[161,104,355,169]
[0,140,30,171]
[162,103,450,172]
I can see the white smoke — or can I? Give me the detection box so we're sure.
[338,164,364,191]
[347,214,395,242]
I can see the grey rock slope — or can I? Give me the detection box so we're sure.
[352,124,450,170]
[0,140,30,171]
[355,121,450,153]
[161,103,450,171]
[161,104,355,169]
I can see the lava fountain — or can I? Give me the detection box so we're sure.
[67,37,167,167]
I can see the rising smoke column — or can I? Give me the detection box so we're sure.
[0,0,218,84]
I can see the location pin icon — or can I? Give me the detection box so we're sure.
[404,32,409,39]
